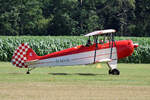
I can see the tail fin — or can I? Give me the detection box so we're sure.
[11,43,38,68]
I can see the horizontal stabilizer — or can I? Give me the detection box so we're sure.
[11,43,38,68]
[25,59,38,66]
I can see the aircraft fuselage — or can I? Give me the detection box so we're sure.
[26,40,136,68]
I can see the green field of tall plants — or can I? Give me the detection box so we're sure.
[0,36,150,63]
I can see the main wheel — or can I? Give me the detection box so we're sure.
[111,69,120,75]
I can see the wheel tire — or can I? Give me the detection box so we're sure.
[26,71,30,74]
[111,69,120,75]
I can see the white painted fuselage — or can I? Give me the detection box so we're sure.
[27,47,117,68]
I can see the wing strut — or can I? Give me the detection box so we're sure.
[110,33,113,59]
[110,33,116,59]
[93,36,98,63]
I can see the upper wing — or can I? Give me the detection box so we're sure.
[85,29,116,37]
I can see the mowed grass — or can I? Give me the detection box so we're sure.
[0,62,150,100]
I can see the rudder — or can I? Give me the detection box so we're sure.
[11,43,38,68]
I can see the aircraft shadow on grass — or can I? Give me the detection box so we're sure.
[48,73,106,76]
[8,72,105,76]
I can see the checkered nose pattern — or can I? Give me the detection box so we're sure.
[11,43,29,68]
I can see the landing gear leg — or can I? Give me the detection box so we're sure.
[109,69,120,75]
[26,67,35,74]
[109,69,112,75]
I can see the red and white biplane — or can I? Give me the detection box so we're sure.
[11,29,138,75]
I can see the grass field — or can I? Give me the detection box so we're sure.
[0,62,150,100]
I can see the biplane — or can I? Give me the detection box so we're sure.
[11,29,138,75]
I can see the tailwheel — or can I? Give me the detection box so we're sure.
[26,71,30,74]
[26,67,35,74]
[109,69,120,75]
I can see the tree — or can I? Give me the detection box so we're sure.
[0,0,43,35]
[96,0,135,36]
[18,0,43,35]
[134,0,150,36]
[0,0,20,35]
[0,0,149,36]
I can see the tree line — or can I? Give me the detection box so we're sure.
[0,0,149,36]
